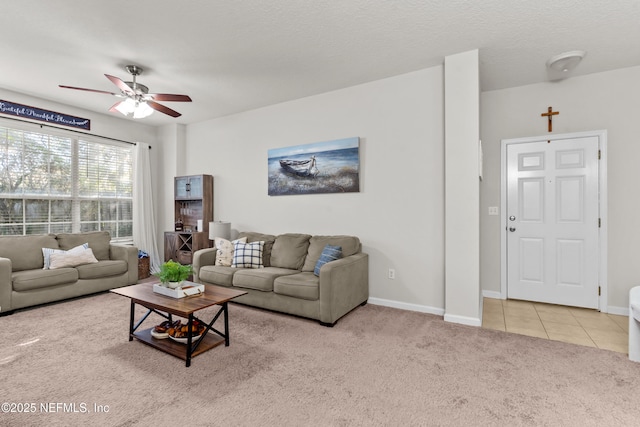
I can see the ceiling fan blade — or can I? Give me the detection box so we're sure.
[146,93,192,102]
[108,102,123,113]
[105,74,133,94]
[59,85,118,96]
[147,100,181,117]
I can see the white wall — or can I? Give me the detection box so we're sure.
[155,123,188,247]
[444,50,480,325]
[184,67,446,312]
[480,65,640,312]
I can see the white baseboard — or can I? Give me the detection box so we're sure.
[367,297,482,326]
[482,290,503,300]
[443,313,482,327]
[607,305,628,316]
[479,291,628,317]
[367,296,626,324]
[368,297,445,317]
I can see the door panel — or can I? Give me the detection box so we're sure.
[556,239,583,285]
[519,151,545,170]
[507,136,599,308]
[520,178,544,222]
[556,176,583,222]
[520,238,544,282]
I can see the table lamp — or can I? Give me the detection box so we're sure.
[209,221,231,244]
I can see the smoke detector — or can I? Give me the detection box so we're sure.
[546,50,586,73]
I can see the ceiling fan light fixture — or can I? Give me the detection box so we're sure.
[114,98,135,115]
[114,97,154,119]
[132,101,153,119]
[546,50,586,73]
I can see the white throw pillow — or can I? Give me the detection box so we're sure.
[214,237,247,267]
[49,248,99,269]
[42,243,89,269]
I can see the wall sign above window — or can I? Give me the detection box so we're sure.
[0,99,90,130]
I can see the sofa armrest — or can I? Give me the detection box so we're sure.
[0,257,12,313]
[193,248,218,283]
[110,244,139,285]
[318,252,369,325]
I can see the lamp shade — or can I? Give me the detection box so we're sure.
[209,221,231,241]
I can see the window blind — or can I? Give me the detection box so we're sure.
[0,124,133,241]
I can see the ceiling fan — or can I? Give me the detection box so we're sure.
[59,65,192,118]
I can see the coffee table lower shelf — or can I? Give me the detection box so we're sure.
[133,328,226,360]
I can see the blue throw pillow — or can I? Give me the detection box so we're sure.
[314,245,342,276]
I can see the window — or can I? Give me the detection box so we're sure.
[0,122,133,242]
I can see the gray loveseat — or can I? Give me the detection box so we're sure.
[0,231,138,314]
[193,232,369,326]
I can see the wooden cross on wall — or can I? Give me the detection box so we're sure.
[541,106,559,132]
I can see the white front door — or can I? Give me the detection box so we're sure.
[506,135,600,308]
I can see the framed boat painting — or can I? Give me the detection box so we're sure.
[268,137,360,196]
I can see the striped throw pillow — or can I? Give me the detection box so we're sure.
[42,243,89,269]
[49,248,99,269]
[314,245,342,276]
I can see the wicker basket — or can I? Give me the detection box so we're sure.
[138,257,150,280]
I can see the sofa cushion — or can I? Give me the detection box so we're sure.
[238,232,276,243]
[199,265,237,287]
[232,241,264,269]
[214,237,247,267]
[75,259,128,279]
[0,234,58,272]
[313,245,342,276]
[270,233,311,270]
[43,243,88,269]
[302,235,360,272]
[12,268,79,292]
[49,248,98,269]
[238,232,276,267]
[273,272,319,301]
[56,231,111,261]
[233,267,298,292]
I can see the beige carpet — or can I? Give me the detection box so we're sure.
[2,292,640,426]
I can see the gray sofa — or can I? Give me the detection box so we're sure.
[0,231,138,314]
[193,232,369,326]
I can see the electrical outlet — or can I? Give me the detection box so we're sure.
[388,268,395,279]
[488,206,499,215]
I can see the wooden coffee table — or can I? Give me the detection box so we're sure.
[110,282,247,367]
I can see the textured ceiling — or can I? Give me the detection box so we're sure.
[0,0,638,126]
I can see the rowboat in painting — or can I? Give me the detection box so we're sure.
[279,156,319,177]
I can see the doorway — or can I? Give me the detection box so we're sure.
[500,130,607,310]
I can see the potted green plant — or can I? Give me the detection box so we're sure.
[155,260,193,288]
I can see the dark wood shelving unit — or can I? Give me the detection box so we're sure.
[164,174,214,264]
[164,231,211,265]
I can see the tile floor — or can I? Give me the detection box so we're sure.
[482,298,629,354]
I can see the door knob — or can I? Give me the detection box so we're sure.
[509,227,516,232]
